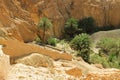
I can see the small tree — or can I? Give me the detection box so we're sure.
[38,17,52,44]
[64,18,79,38]
[70,33,91,62]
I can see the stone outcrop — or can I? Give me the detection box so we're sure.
[0,39,72,61]
[0,0,120,41]
[8,57,120,80]
[15,53,54,68]
[65,67,82,78]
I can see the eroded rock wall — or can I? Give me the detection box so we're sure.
[0,0,37,42]
[0,0,120,41]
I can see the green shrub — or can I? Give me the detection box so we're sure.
[90,53,110,68]
[90,38,120,69]
[35,36,42,44]
[97,38,120,55]
[59,40,70,52]
[108,55,120,68]
[47,37,59,46]
[90,53,120,69]
[70,33,90,50]
[70,33,91,62]
[78,17,96,34]
[90,53,103,64]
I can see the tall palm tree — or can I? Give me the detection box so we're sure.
[38,17,52,44]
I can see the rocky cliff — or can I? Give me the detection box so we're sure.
[0,0,120,41]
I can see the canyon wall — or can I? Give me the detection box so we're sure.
[0,0,120,41]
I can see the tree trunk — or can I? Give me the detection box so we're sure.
[43,27,46,45]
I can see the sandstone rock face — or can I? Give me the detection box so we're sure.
[0,0,37,42]
[18,0,120,38]
[0,0,120,41]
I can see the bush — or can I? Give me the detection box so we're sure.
[78,17,96,34]
[59,40,70,52]
[70,33,91,62]
[47,37,59,46]
[90,38,120,69]
[90,53,110,68]
[90,53,120,69]
[35,36,42,44]
[97,38,120,55]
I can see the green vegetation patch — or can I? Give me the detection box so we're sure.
[70,33,91,62]
[47,37,59,46]
[90,38,120,69]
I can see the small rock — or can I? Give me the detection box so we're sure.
[65,67,82,78]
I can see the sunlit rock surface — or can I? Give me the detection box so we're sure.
[0,45,10,80]
[0,0,120,79]
[8,59,120,80]
[0,44,120,80]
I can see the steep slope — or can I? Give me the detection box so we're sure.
[18,0,120,38]
[0,0,37,42]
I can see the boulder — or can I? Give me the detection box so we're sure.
[65,67,82,78]
[15,53,54,68]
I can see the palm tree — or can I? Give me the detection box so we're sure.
[64,18,78,37]
[38,17,52,44]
